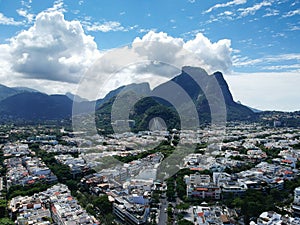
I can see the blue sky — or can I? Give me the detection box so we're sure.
[0,0,299,111]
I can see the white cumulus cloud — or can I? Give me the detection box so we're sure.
[132,31,232,74]
[8,10,100,83]
[16,8,35,23]
[0,13,23,26]
[184,33,232,73]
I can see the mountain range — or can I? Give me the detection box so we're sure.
[0,66,259,130]
[94,66,256,133]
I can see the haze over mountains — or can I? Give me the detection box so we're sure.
[0,66,261,128]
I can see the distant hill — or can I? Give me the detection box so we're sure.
[0,92,72,121]
[12,86,40,93]
[65,92,88,103]
[0,84,41,102]
[0,82,152,124]
[0,84,19,101]
[259,110,300,127]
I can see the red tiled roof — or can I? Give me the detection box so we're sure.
[51,206,57,213]
[196,187,208,191]
[198,212,204,217]
[190,168,203,171]
[220,214,230,223]
[282,159,292,163]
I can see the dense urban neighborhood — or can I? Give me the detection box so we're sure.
[1,116,300,225]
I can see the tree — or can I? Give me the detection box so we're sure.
[0,218,15,225]
[93,195,112,215]
[0,199,7,218]
[237,189,275,224]
[178,219,194,225]
[176,203,190,212]
[65,180,78,192]
[152,192,160,204]
[232,197,243,208]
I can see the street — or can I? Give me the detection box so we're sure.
[158,198,168,225]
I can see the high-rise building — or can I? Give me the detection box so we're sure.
[292,187,300,217]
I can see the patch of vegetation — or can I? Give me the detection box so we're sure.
[0,218,15,225]
[178,219,194,225]
[7,183,53,200]
[114,140,175,164]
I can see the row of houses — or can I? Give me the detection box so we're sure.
[54,154,90,176]
[40,144,78,154]
[9,183,99,225]
[184,164,297,200]
[5,156,57,189]
[2,143,31,157]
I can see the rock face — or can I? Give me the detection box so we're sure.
[155,66,254,121]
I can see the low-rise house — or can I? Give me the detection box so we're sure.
[185,173,221,199]
[193,205,231,225]
[256,211,300,225]
[221,181,247,197]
